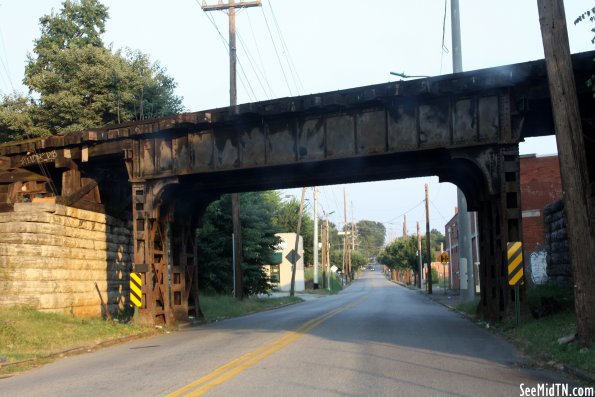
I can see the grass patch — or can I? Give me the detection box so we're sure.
[454,298,480,317]
[505,310,594,376]
[198,295,302,323]
[304,266,343,294]
[0,306,157,375]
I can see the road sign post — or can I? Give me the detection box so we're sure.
[507,242,524,326]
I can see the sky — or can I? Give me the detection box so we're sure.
[0,0,593,241]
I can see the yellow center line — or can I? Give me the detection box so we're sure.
[167,296,367,397]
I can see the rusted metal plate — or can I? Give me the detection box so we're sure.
[387,100,418,151]
[356,109,386,155]
[173,136,192,174]
[188,131,214,172]
[266,119,295,165]
[214,128,239,170]
[478,96,500,142]
[240,127,266,167]
[298,117,325,162]
[326,115,355,158]
[454,98,477,144]
[419,98,451,148]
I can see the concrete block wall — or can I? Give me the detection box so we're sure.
[0,203,133,316]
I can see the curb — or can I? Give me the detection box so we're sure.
[0,331,158,377]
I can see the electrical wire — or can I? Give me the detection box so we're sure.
[202,9,258,103]
[382,200,425,225]
[439,0,450,75]
[237,32,271,100]
[247,11,276,98]
[267,0,304,94]
[260,5,293,96]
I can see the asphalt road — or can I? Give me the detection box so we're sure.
[0,271,570,397]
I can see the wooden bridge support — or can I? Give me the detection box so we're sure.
[476,146,523,322]
[131,180,204,325]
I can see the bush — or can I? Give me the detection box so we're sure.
[526,283,574,318]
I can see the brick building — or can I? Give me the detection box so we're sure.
[444,154,562,289]
[519,154,563,253]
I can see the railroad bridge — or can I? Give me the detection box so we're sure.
[1,51,594,325]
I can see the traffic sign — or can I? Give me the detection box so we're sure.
[507,242,524,286]
[440,252,450,263]
[130,272,143,308]
[285,249,301,264]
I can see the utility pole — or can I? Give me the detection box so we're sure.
[321,214,327,290]
[537,0,595,345]
[202,0,261,300]
[343,187,350,282]
[417,221,422,288]
[450,0,475,301]
[403,215,407,238]
[313,187,319,289]
[290,187,307,297]
[425,184,433,294]
[326,213,331,291]
[351,202,355,278]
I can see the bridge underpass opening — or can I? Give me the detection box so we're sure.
[5,52,595,325]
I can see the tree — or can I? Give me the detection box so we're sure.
[0,93,49,143]
[355,220,386,259]
[196,192,281,296]
[16,0,184,135]
[271,197,314,267]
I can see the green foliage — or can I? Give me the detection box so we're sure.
[197,192,282,296]
[0,305,156,373]
[574,7,595,44]
[575,7,595,98]
[508,311,595,375]
[355,220,386,259]
[271,196,314,266]
[378,235,418,272]
[378,229,444,276]
[350,250,367,271]
[198,294,301,323]
[526,283,574,318]
[0,0,185,139]
[0,93,50,143]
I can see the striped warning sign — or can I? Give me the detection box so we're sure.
[507,242,524,286]
[130,272,143,308]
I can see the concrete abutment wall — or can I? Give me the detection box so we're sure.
[0,203,133,316]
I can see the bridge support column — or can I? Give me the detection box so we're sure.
[477,146,523,322]
[131,181,175,325]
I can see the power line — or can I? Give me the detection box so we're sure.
[246,11,276,97]
[266,0,304,94]
[260,5,293,96]
[382,200,425,225]
[237,32,271,99]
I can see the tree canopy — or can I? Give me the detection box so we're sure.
[0,0,184,142]
[355,220,386,259]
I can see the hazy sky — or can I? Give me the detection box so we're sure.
[0,0,593,239]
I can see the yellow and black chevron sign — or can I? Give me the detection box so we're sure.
[130,272,143,308]
[507,242,524,286]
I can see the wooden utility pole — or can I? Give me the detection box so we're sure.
[202,0,261,300]
[343,187,350,282]
[537,0,595,345]
[290,187,307,297]
[425,184,433,294]
[321,217,327,290]
[313,188,319,289]
[417,221,422,288]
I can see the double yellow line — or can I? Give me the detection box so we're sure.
[167,296,366,397]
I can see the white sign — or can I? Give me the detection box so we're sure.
[331,265,338,273]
